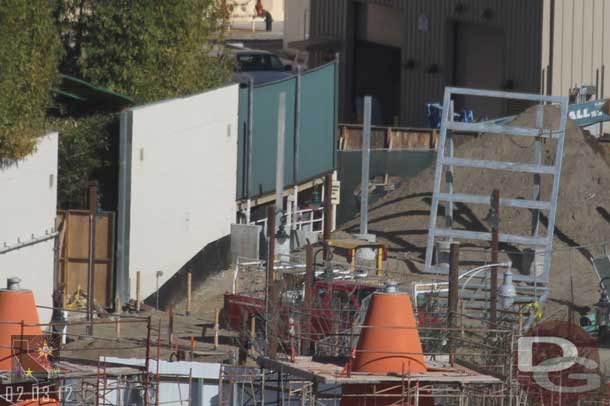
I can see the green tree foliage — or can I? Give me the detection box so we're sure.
[0,2,61,160]
[55,114,117,209]
[52,0,232,209]
[76,0,232,102]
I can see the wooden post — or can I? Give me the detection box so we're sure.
[115,316,121,338]
[460,298,465,338]
[114,294,121,315]
[114,294,121,338]
[168,304,175,348]
[136,271,141,312]
[186,272,192,316]
[267,282,281,359]
[250,315,256,341]
[214,308,220,350]
[490,189,500,327]
[375,248,383,276]
[238,310,248,365]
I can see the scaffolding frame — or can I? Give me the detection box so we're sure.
[423,87,569,283]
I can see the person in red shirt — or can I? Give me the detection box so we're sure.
[254,0,273,31]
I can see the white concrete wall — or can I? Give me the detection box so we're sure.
[122,85,239,300]
[0,133,58,322]
[284,0,310,48]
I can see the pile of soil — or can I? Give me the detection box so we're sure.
[341,105,610,312]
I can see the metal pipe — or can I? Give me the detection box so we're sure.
[447,243,459,331]
[86,182,97,336]
[265,205,276,347]
[490,189,500,326]
[247,78,254,198]
[360,96,372,235]
[275,92,287,227]
[144,316,151,406]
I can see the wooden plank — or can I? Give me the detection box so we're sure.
[60,209,115,308]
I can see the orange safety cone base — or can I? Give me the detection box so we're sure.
[352,292,427,374]
[0,289,42,371]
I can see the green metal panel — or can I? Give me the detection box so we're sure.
[249,78,297,197]
[298,63,337,182]
[236,62,338,199]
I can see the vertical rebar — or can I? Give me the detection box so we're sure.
[445,101,455,228]
[490,189,500,327]
[144,316,151,406]
[448,243,460,327]
[156,319,161,406]
[95,356,101,406]
[265,205,276,349]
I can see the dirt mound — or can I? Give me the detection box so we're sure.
[341,105,610,311]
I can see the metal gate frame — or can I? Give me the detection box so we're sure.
[424,87,569,283]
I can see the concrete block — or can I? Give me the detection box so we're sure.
[231,224,262,263]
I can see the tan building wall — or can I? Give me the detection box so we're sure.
[542,0,610,97]
[311,0,544,126]
[284,0,310,49]
[542,0,610,135]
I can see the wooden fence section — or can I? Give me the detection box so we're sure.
[57,210,115,308]
[337,124,478,151]
[338,124,439,150]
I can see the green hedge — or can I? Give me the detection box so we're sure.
[0,2,61,160]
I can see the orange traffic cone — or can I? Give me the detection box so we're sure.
[352,287,426,374]
[341,283,433,406]
[0,277,43,371]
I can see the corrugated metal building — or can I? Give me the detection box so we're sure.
[542,0,610,100]
[308,0,609,132]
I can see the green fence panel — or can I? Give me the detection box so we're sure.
[236,62,338,200]
[298,63,336,183]
[249,77,297,197]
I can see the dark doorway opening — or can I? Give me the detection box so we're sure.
[449,22,506,120]
[353,41,401,126]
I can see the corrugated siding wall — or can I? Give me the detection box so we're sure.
[543,0,610,98]
[311,0,544,126]
[400,0,543,125]
[310,0,350,119]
